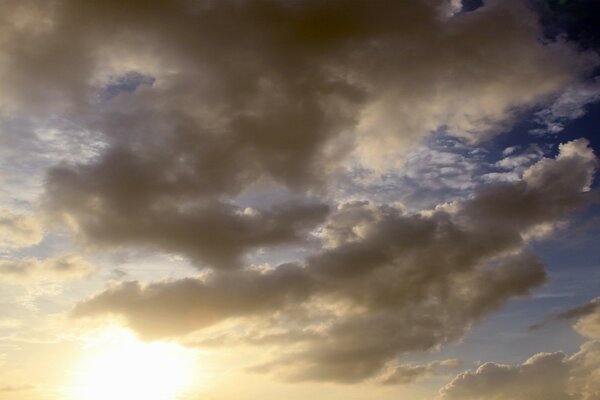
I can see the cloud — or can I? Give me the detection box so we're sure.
[73,139,596,383]
[575,300,600,340]
[437,343,600,400]
[1,0,590,126]
[530,297,600,331]
[531,79,600,135]
[494,145,544,171]
[73,264,313,338]
[0,211,43,249]
[482,144,548,185]
[340,138,485,210]
[0,0,575,278]
[379,359,462,385]
[438,298,600,400]
[2,0,587,267]
[0,255,93,283]
[44,191,329,269]
[0,0,598,394]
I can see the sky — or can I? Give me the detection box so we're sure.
[0,0,599,399]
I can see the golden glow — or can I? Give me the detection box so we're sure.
[69,326,197,400]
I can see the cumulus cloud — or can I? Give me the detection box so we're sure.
[0,211,43,249]
[0,255,93,283]
[44,186,328,269]
[1,0,598,390]
[438,298,600,400]
[0,0,576,275]
[437,344,600,400]
[14,0,592,279]
[73,139,596,383]
[379,359,462,385]
[1,0,590,125]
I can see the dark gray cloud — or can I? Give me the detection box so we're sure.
[1,0,598,389]
[0,0,583,271]
[44,177,329,269]
[74,140,597,383]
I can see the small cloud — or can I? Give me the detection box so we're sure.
[531,80,600,135]
[110,268,128,280]
[0,211,43,250]
[0,255,94,283]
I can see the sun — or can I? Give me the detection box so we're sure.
[69,326,197,400]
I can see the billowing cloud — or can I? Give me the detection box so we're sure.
[379,359,462,385]
[0,255,93,283]
[73,264,313,338]
[4,0,587,263]
[438,298,600,400]
[44,188,329,269]
[1,0,599,393]
[73,139,596,383]
[575,299,600,340]
[438,343,600,400]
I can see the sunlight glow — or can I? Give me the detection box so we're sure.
[69,326,197,400]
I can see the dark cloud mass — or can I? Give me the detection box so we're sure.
[1,0,598,389]
[23,0,594,269]
[74,140,597,382]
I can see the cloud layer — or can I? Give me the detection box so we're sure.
[0,0,598,392]
[74,139,597,383]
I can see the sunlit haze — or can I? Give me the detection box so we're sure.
[69,327,197,400]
